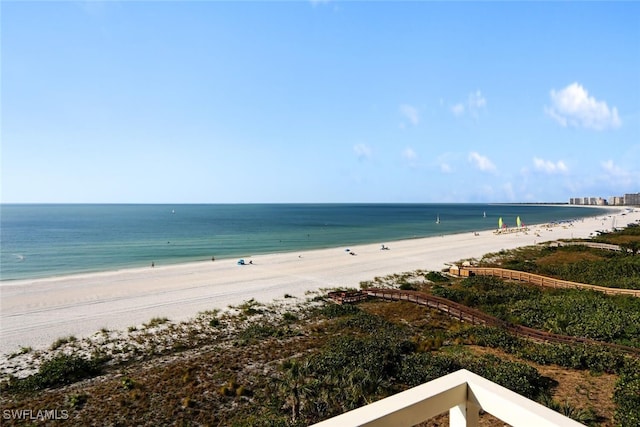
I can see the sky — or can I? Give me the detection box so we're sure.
[2,1,639,204]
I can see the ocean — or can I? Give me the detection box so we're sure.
[0,203,606,281]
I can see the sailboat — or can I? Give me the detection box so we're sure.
[516,216,522,228]
[483,211,486,218]
[498,217,503,229]
[436,214,440,224]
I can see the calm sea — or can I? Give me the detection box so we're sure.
[0,204,605,281]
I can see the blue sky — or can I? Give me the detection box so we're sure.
[2,1,639,203]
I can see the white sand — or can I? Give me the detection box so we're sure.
[1,207,638,355]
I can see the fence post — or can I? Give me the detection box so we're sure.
[450,398,479,427]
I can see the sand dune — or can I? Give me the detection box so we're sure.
[1,208,637,355]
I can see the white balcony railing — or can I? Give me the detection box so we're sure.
[311,369,585,427]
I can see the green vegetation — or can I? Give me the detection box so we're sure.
[50,335,77,350]
[432,276,640,348]
[594,223,640,250]
[452,326,629,374]
[267,306,554,424]
[4,354,104,392]
[2,293,634,426]
[535,252,640,289]
[3,235,639,426]
[480,226,640,289]
[614,358,640,427]
[143,317,169,328]
[236,322,299,345]
[425,271,450,283]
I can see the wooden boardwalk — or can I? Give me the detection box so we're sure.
[330,288,640,356]
[460,267,640,297]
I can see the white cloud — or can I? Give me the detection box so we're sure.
[546,82,621,130]
[402,147,418,168]
[601,160,639,186]
[468,90,487,109]
[468,151,496,172]
[436,153,454,173]
[402,147,417,161]
[400,104,420,126]
[450,103,465,116]
[533,157,568,174]
[450,90,487,118]
[602,159,623,175]
[353,143,372,161]
[503,182,515,201]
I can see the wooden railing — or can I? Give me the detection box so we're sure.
[553,241,624,252]
[362,288,640,356]
[460,267,640,297]
[312,369,585,427]
[327,290,369,304]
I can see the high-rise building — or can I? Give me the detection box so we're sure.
[624,193,640,206]
[609,196,624,206]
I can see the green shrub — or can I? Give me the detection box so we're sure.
[12,354,103,391]
[144,317,169,328]
[122,377,137,390]
[614,358,640,427]
[426,271,449,282]
[66,393,89,409]
[282,312,298,322]
[50,335,77,350]
[398,282,416,291]
[318,302,360,318]
[236,322,298,345]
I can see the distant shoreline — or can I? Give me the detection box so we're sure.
[0,203,615,282]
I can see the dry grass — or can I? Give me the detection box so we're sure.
[536,250,605,267]
[600,234,640,246]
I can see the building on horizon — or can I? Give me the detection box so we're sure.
[625,193,640,206]
[569,196,607,206]
[570,192,640,206]
[609,196,625,206]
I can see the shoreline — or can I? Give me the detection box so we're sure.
[1,207,638,355]
[0,204,613,283]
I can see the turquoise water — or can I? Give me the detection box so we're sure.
[0,204,605,281]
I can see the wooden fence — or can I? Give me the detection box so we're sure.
[552,241,624,252]
[458,267,640,297]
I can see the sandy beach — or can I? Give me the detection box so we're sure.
[1,207,638,355]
